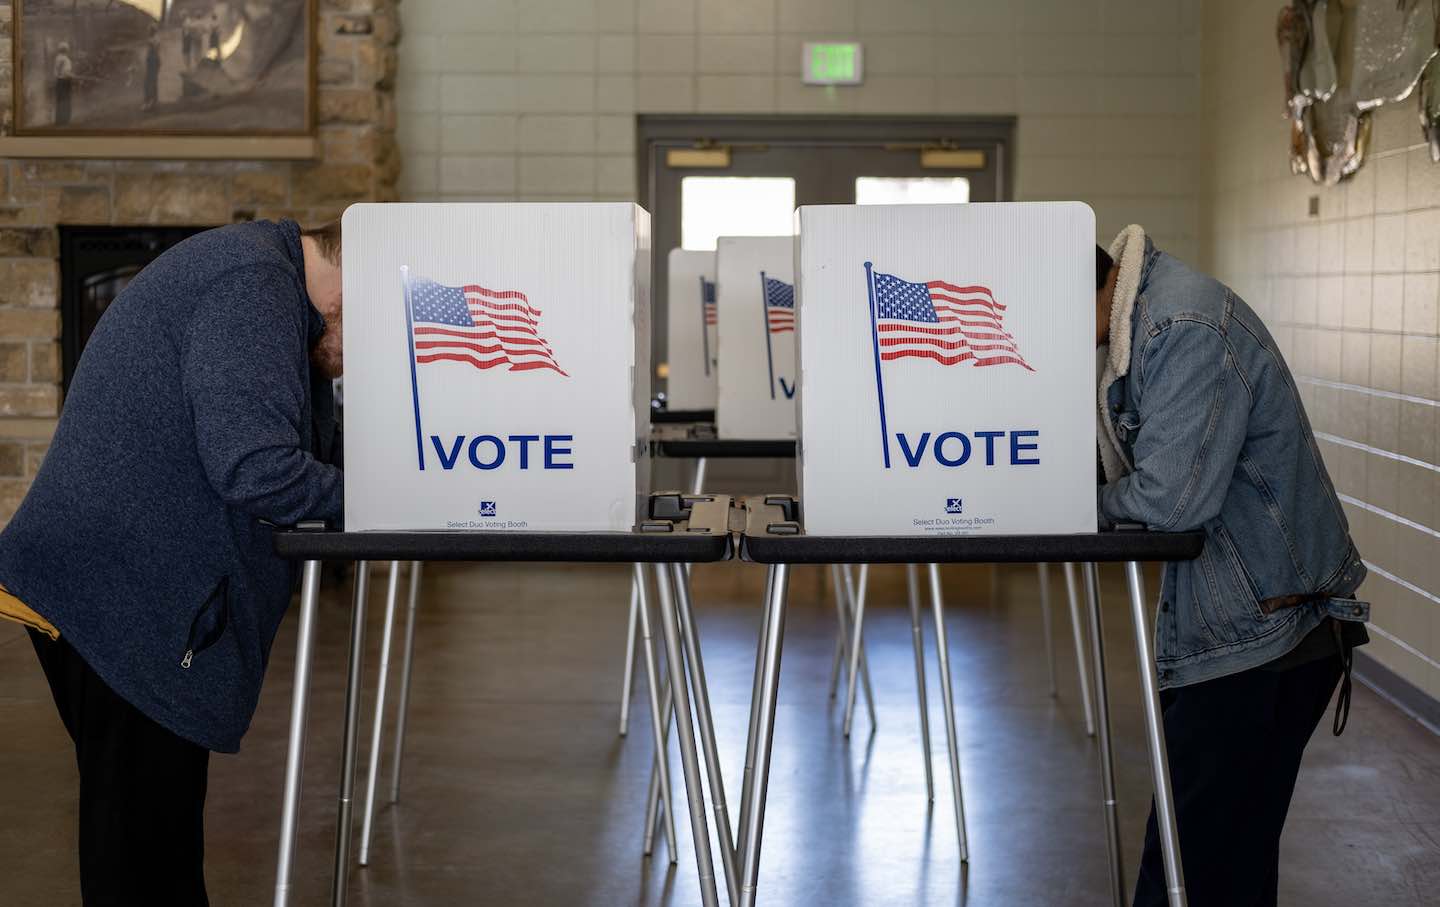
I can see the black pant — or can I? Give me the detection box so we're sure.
[1133,655,1342,907]
[29,630,210,907]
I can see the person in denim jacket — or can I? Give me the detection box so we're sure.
[1095,225,1368,907]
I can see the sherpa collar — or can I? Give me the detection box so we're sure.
[1096,224,1147,482]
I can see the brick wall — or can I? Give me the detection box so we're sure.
[0,0,402,522]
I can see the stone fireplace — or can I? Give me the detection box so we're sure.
[0,0,401,522]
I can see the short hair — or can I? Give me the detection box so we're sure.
[1096,245,1114,291]
[301,219,342,265]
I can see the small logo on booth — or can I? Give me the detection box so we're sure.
[479,501,497,517]
[945,498,964,514]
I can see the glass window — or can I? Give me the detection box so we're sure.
[855,176,971,206]
[681,176,796,250]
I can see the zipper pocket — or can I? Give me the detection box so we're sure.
[182,577,230,669]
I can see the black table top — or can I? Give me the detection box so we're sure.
[655,439,797,459]
[274,529,731,563]
[650,409,716,424]
[740,529,1205,565]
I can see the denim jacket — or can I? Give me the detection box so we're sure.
[1097,227,1368,690]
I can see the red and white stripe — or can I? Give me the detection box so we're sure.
[879,281,1031,370]
[767,306,795,334]
[413,284,568,375]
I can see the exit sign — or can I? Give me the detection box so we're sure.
[803,42,863,85]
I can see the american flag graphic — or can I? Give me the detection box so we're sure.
[701,277,717,326]
[407,276,568,376]
[872,270,1032,371]
[762,275,795,334]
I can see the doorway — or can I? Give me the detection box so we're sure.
[637,115,1016,383]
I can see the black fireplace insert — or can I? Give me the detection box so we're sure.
[58,225,210,397]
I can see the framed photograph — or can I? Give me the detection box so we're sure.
[7,0,315,157]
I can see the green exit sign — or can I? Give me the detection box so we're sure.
[803,42,863,86]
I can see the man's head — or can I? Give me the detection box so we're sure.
[300,219,343,379]
[1096,244,1117,347]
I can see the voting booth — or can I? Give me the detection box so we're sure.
[715,236,798,440]
[664,249,718,411]
[795,202,1096,536]
[341,203,651,532]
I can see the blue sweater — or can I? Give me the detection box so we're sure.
[0,220,343,752]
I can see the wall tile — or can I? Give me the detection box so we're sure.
[1020,0,1104,34]
[1371,274,1405,332]
[1316,276,1343,328]
[598,36,637,72]
[1341,275,1372,330]
[1407,147,1440,212]
[778,0,858,32]
[700,0,776,35]
[1401,336,1438,399]
[519,156,597,194]
[441,75,518,112]
[1374,153,1408,214]
[595,155,638,194]
[596,115,637,153]
[856,0,931,34]
[935,0,1016,34]
[404,0,517,34]
[597,76,637,111]
[596,0,638,33]
[635,75,697,111]
[1403,273,1439,338]
[638,0,697,33]
[515,36,598,73]
[516,76,597,112]
[1342,216,1373,274]
[696,75,778,112]
[400,113,441,153]
[1373,213,1406,273]
[517,0,598,33]
[931,34,1019,76]
[638,36,699,73]
[697,34,776,74]
[442,115,520,152]
[519,115,598,153]
[1405,209,1440,273]
[437,36,519,72]
[439,155,518,194]
[862,35,936,75]
[853,76,935,114]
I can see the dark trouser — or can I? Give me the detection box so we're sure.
[1133,655,1342,907]
[29,629,210,907]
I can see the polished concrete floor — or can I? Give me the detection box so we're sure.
[2,562,1439,906]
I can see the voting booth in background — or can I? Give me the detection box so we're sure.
[715,236,798,440]
[795,202,1096,536]
[664,249,718,412]
[341,203,651,531]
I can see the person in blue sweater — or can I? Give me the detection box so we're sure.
[0,217,345,906]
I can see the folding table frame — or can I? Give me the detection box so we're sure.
[727,496,1203,907]
[268,494,733,907]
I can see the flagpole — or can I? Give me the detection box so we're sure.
[864,262,892,469]
[699,275,711,378]
[760,270,777,401]
[401,266,426,471]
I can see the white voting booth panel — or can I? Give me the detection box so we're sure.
[715,236,798,440]
[665,249,718,411]
[342,203,651,531]
[796,202,1096,536]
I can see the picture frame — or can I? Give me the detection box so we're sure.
[3,0,317,159]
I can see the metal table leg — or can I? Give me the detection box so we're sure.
[842,564,876,737]
[1125,562,1186,907]
[927,564,969,862]
[842,565,877,726]
[331,561,371,907]
[634,562,679,862]
[736,564,791,907]
[273,560,322,907]
[1065,563,1098,737]
[359,561,402,866]
[826,565,845,699]
[736,564,774,861]
[671,563,740,903]
[1082,562,1125,907]
[905,564,935,802]
[618,577,640,736]
[653,563,721,907]
[390,561,423,803]
[1038,563,1057,696]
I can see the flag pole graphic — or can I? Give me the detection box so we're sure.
[699,275,711,377]
[759,270,777,400]
[864,261,892,469]
[401,266,426,470]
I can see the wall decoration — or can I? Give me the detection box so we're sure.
[1277,0,1439,184]
[12,0,313,143]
